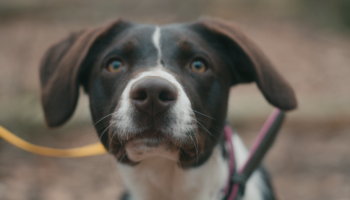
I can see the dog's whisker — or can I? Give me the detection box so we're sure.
[196,126,217,143]
[94,124,111,135]
[192,110,215,120]
[192,130,199,167]
[176,147,186,180]
[193,131,199,151]
[189,116,217,140]
[116,130,122,145]
[195,118,225,134]
[119,152,127,162]
[93,113,114,127]
[78,126,105,149]
[99,124,112,141]
[189,134,198,166]
[109,129,120,149]
[196,121,217,140]
[109,129,117,150]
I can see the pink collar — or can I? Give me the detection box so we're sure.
[222,108,284,200]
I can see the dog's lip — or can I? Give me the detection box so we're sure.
[128,130,165,140]
[113,130,168,159]
[111,130,197,160]
[115,147,126,159]
[180,146,197,158]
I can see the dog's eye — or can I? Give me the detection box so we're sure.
[190,60,206,73]
[107,59,124,73]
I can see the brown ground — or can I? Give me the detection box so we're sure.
[0,0,350,200]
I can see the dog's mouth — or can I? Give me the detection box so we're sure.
[109,129,198,164]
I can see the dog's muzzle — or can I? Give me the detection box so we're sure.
[108,69,199,164]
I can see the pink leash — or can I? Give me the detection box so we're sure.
[223,108,285,200]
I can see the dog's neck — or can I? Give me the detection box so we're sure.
[117,145,229,200]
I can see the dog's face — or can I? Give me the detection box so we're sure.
[40,18,296,167]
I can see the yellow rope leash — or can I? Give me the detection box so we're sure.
[0,126,107,157]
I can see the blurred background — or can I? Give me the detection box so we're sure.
[0,0,349,199]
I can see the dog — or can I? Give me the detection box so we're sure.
[39,17,296,200]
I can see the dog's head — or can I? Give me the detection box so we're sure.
[40,18,296,167]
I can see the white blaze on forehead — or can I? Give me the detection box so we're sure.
[111,27,195,148]
[152,26,162,66]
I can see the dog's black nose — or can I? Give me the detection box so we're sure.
[130,77,178,116]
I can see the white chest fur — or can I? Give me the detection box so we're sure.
[117,133,267,200]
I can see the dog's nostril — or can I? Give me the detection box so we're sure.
[131,88,147,101]
[159,90,177,102]
[130,77,178,116]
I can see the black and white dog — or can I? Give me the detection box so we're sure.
[40,17,296,200]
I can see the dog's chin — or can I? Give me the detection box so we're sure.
[110,130,199,164]
[124,136,179,162]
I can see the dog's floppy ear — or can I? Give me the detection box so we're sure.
[194,17,297,111]
[40,19,125,127]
